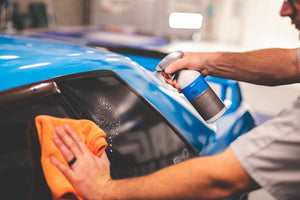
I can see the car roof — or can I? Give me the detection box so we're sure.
[0,34,142,91]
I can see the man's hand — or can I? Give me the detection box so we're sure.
[50,124,112,200]
[164,52,210,77]
[162,52,211,92]
[162,71,181,93]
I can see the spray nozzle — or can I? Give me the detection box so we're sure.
[156,51,183,80]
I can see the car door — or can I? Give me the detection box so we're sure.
[0,70,198,199]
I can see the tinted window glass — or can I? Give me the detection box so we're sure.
[59,71,197,179]
[0,94,75,200]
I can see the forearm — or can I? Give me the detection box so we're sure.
[109,158,219,200]
[209,48,300,85]
[103,148,257,200]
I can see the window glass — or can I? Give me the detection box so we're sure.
[0,94,74,200]
[59,72,197,179]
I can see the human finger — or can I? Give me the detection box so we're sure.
[162,72,175,84]
[200,68,209,77]
[55,126,82,157]
[162,72,181,91]
[162,72,174,84]
[164,54,189,74]
[63,124,90,153]
[50,155,75,180]
[52,133,75,163]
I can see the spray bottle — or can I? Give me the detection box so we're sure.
[156,51,226,123]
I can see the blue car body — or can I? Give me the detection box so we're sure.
[0,33,256,155]
[0,33,256,199]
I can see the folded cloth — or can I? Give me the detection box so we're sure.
[35,115,108,200]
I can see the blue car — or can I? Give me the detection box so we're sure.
[0,34,256,200]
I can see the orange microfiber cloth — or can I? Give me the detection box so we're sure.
[35,115,108,200]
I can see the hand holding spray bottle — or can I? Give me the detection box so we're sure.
[156,51,226,123]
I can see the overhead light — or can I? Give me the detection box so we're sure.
[169,12,203,29]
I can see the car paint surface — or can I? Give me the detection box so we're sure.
[0,33,256,156]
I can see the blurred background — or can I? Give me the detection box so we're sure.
[1,1,299,199]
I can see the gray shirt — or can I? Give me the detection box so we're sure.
[231,95,300,200]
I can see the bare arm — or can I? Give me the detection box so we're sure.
[50,125,258,200]
[108,148,258,200]
[165,48,300,86]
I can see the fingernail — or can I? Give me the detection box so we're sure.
[64,124,71,130]
[55,126,61,132]
[52,135,60,144]
[52,134,58,140]
[49,155,59,165]
[49,155,55,163]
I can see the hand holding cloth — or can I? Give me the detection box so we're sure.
[35,115,107,200]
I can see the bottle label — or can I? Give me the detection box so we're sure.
[181,74,209,101]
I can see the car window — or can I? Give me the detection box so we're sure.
[0,93,76,200]
[0,70,197,199]
[57,70,198,179]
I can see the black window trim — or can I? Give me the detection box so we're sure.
[0,81,59,111]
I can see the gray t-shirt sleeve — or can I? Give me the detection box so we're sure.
[231,96,300,200]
